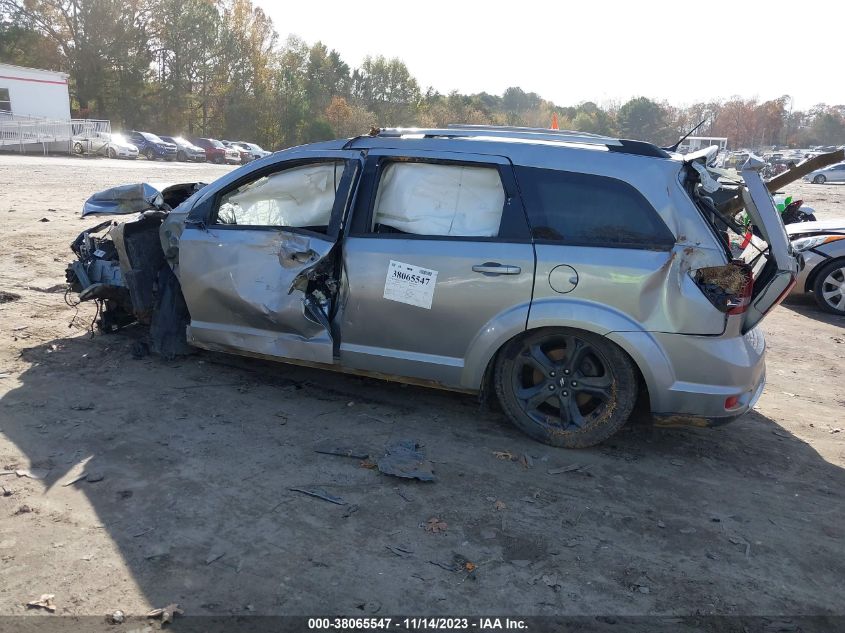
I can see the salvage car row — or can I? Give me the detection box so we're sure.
[72,130,271,164]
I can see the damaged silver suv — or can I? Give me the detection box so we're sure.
[67,126,799,448]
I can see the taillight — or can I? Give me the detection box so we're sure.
[726,264,754,315]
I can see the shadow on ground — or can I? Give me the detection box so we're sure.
[1,329,844,620]
[782,294,845,327]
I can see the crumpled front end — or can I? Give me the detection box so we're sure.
[66,182,204,356]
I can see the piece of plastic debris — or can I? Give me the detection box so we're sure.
[494,500,507,511]
[26,594,56,612]
[376,440,435,482]
[520,453,534,469]
[106,610,125,625]
[424,517,448,533]
[146,603,183,624]
[289,487,346,505]
[205,551,225,565]
[342,504,359,518]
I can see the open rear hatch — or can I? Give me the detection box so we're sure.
[684,150,799,333]
[735,157,799,332]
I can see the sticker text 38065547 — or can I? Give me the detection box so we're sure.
[383,260,438,309]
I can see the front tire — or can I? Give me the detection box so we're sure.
[145,148,155,160]
[73,142,84,155]
[813,175,826,184]
[177,151,186,162]
[812,259,845,315]
[494,328,638,448]
[107,147,117,159]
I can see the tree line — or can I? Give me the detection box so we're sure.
[2,0,844,150]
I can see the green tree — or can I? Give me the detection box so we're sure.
[617,97,671,144]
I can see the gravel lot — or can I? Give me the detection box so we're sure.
[0,154,843,626]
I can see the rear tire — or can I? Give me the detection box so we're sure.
[177,151,186,162]
[145,148,155,160]
[107,147,117,159]
[812,259,845,315]
[494,328,638,448]
[813,175,826,184]
[73,142,84,155]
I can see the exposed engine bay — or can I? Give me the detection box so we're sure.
[66,182,202,357]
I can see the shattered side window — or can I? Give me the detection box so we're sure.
[371,162,506,237]
[515,166,675,249]
[215,161,345,230]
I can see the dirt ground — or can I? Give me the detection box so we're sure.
[0,154,843,625]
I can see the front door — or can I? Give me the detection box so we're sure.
[177,150,362,364]
[337,150,535,389]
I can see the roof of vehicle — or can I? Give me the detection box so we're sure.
[339,125,673,160]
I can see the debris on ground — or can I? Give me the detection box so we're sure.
[15,468,50,480]
[289,487,346,505]
[146,603,183,625]
[205,550,225,565]
[429,554,477,577]
[376,440,435,482]
[26,594,56,612]
[105,610,125,625]
[14,505,34,515]
[315,438,436,481]
[61,470,104,486]
[493,500,507,511]
[342,504,359,518]
[547,464,589,475]
[493,450,534,469]
[385,545,414,558]
[0,291,22,304]
[424,517,448,533]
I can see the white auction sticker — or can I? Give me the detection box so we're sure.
[383,260,438,309]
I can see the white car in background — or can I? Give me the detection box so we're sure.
[73,132,139,160]
[234,141,271,162]
[803,162,845,184]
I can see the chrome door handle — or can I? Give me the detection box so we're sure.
[472,263,522,275]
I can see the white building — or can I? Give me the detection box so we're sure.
[0,63,71,120]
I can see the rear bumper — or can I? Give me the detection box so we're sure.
[608,327,766,422]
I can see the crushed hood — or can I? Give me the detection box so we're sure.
[81,182,206,217]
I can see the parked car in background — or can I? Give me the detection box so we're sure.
[127,131,178,161]
[72,131,139,159]
[234,141,271,162]
[159,136,207,163]
[222,140,251,164]
[803,162,845,184]
[67,127,799,448]
[192,137,241,164]
[787,220,845,314]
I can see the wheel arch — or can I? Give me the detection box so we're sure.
[805,255,845,292]
[461,298,670,406]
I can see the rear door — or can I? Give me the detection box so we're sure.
[337,150,534,388]
[177,150,362,364]
[739,156,800,332]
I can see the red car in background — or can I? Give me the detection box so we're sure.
[192,137,241,164]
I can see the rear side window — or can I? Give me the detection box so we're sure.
[371,162,505,238]
[515,166,675,249]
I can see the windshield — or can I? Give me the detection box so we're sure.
[210,139,225,148]
[143,133,164,143]
[112,133,127,144]
[173,136,188,145]
[248,143,263,151]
